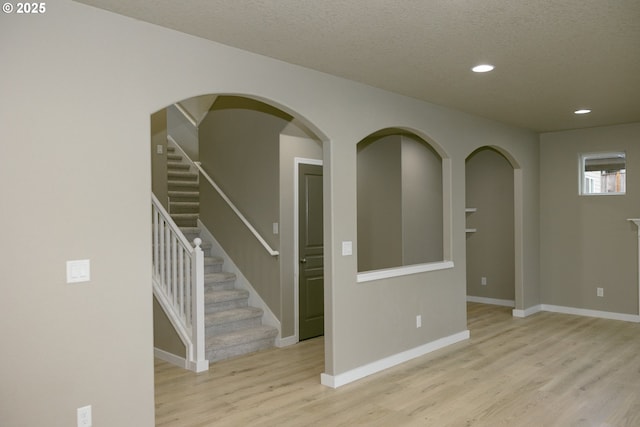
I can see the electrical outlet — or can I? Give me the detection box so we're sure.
[481,277,487,286]
[597,287,604,297]
[156,144,163,154]
[77,405,92,427]
[416,315,422,328]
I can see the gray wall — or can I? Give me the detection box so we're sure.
[1,2,541,425]
[357,135,403,270]
[153,296,186,357]
[402,136,443,265]
[167,104,199,161]
[198,97,291,321]
[151,109,168,209]
[540,123,640,314]
[466,148,515,301]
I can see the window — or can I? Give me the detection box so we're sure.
[580,152,626,195]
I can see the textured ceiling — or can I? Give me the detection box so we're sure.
[75,0,640,132]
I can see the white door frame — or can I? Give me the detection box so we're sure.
[293,157,323,342]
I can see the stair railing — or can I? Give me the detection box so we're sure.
[151,194,208,372]
[194,162,279,257]
[167,135,279,257]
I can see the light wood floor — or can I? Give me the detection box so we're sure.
[155,303,640,426]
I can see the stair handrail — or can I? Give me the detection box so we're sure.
[151,193,208,372]
[174,102,198,128]
[167,135,279,257]
[194,161,280,257]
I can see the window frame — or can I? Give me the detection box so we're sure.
[579,151,626,196]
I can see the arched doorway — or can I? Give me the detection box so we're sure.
[150,94,327,369]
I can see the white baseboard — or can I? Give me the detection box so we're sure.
[276,335,297,348]
[320,330,470,389]
[154,347,187,369]
[467,296,515,307]
[512,304,543,318]
[512,304,640,323]
[541,304,640,323]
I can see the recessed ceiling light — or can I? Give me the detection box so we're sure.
[472,64,495,73]
[574,109,591,115]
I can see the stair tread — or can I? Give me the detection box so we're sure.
[206,307,263,325]
[205,289,249,303]
[206,325,278,348]
[204,271,235,283]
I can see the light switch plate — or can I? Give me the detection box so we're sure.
[342,241,353,256]
[67,259,91,283]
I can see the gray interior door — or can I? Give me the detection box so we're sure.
[298,163,324,340]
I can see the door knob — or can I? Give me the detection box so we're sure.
[300,258,307,263]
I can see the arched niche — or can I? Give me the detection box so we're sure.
[356,128,451,275]
[465,145,524,313]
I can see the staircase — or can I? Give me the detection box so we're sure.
[165,145,278,363]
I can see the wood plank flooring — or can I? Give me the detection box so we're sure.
[155,303,640,426]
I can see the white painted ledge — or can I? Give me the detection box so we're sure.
[357,261,454,283]
[320,330,469,388]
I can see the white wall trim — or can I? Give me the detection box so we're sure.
[196,219,283,336]
[320,330,470,388]
[512,304,543,318]
[357,260,454,283]
[154,348,187,369]
[466,296,515,307]
[541,304,640,323]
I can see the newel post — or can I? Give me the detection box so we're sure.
[192,238,209,372]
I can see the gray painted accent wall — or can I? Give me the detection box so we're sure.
[540,123,640,315]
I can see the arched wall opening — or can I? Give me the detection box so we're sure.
[150,93,329,367]
[356,127,452,277]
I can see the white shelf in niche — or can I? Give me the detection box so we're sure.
[465,208,477,233]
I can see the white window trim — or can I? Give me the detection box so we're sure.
[579,151,626,196]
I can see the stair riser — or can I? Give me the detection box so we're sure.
[167,163,190,170]
[168,182,199,191]
[206,317,262,336]
[167,175,198,183]
[205,299,248,313]
[204,264,223,274]
[170,204,200,213]
[173,219,198,227]
[206,337,276,362]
